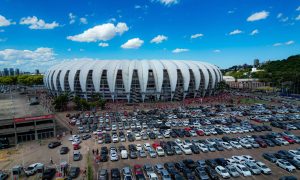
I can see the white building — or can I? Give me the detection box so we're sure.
[44,60,222,102]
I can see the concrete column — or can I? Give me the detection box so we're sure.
[34,120,38,140]
[53,119,56,137]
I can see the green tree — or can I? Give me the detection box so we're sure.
[52,93,69,111]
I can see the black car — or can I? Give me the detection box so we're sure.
[277,150,294,159]
[175,162,186,172]
[213,143,224,151]
[42,168,56,180]
[205,167,219,180]
[164,162,176,171]
[149,133,156,139]
[190,145,200,154]
[288,159,300,169]
[215,158,228,167]
[69,167,80,178]
[182,159,197,170]
[111,168,121,180]
[60,147,69,154]
[135,174,146,180]
[100,154,108,162]
[82,134,91,140]
[270,138,282,146]
[264,139,275,147]
[98,169,108,180]
[262,153,277,163]
[205,159,218,168]
[165,147,175,156]
[48,141,61,149]
[129,151,138,159]
[182,168,196,180]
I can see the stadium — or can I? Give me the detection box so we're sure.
[44,60,222,102]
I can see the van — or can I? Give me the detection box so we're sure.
[121,150,128,159]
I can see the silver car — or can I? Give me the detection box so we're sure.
[244,161,261,175]
[225,165,240,177]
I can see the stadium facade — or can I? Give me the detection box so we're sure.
[44,60,222,102]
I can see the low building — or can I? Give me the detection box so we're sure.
[0,115,56,145]
[223,76,267,90]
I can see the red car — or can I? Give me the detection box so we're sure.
[152,142,160,149]
[133,164,143,175]
[196,130,204,136]
[282,136,296,144]
[255,139,267,148]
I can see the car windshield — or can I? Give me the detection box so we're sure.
[242,167,248,171]
[27,167,34,170]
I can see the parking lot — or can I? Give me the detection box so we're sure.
[1,92,300,180]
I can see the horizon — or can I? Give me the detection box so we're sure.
[0,0,299,72]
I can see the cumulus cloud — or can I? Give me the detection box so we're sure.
[229,29,242,35]
[250,29,259,36]
[80,17,88,24]
[247,11,269,22]
[190,33,203,39]
[69,13,76,24]
[277,13,283,18]
[213,49,221,53]
[67,22,129,42]
[228,10,234,14]
[172,48,189,53]
[99,42,109,47]
[20,16,59,29]
[150,35,168,44]
[0,15,15,27]
[297,6,300,11]
[152,0,179,6]
[121,38,144,49]
[285,40,295,45]
[296,15,300,21]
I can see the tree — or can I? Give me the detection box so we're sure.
[52,93,69,111]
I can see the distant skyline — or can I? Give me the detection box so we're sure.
[0,0,299,72]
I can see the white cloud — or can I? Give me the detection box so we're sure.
[121,38,144,49]
[0,29,4,32]
[229,29,242,35]
[80,17,88,24]
[0,15,14,27]
[99,42,109,47]
[67,22,128,42]
[79,49,84,51]
[297,6,300,11]
[228,10,234,14]
[150,35,168,44]
[250,29,259,36]
[273,43,282,47]
[67,48,71,52]
[172,48,189,53]
[20,16,59,29]
[135,5,141,9]
[296,15,300,20]
[247,11,269,22]
[153,0,179,6]
[190,33,203,39]
[280,17,289,22]
[213,49,221,53]
[0,47,55,61]
[277,13,283,18]
[285,40,295,45]
[69,13,76,24]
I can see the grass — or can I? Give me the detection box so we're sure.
[87,151,94,180]
[239,98,269,105]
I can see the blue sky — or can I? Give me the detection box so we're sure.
[0,0,299,72]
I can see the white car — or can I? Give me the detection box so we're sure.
[156,147,165,156]
[197,143,209,152]
[242,155,255,162]
[135,133,141,141]
[239,140,252,149]
[256,161,272,175]
[72,138,81,145]
[232,156,246,163]
[215,166,230,179]
[276,159,296,172]
[275,138,289,145]
[180,145,192,155]
[222,128,231,134]
[110,151,119,161]
[235,164,251,177]
[25,163,44,176]
[136,144,143,151]
[189,130,197,137]
[206,138,216,145]
[144,143,151,151]
[112,134,119,143]
[220,142,232,150]
[69,135,80,141]
[289,150,300,158]
[148,172,159,180]
[229,141,242,149]
[175,139,183,146]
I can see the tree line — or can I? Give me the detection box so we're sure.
[0,74,43,85]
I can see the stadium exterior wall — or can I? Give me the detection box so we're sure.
[44,60,222,102]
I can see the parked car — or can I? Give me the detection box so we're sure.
[48,141,61,149]
[215,166,230,179]
[42,168,56,180]
[69,167,80,178]
[276,159,296,172]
